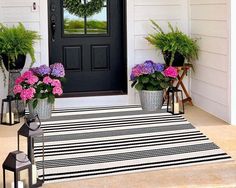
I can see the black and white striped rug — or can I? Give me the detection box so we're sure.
[34,105,232,183]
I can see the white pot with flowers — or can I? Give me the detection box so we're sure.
[130,60,178,111]
[13,63,65,119]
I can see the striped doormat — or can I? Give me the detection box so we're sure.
[34,105,232,183]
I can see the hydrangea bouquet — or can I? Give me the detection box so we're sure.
[13,63,65,108]
[130,60,178,91]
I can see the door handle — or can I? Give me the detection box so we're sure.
[51,15,56,42]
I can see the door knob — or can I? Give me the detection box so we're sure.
[51,15,56,42]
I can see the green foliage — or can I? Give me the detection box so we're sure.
[0,23,40,84]
[64,0,105,17]
[87,20,107,30]
[146,20,199,65]
[0,23,40,66]
[64,19,107,34]
[133,72,173,91]
[64,19,85,29]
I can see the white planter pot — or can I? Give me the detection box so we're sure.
[28,98,52,120]
[139,90,164,111]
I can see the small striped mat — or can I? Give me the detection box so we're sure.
[34,105,232,183]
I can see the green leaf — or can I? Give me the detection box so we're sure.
[147,85,156,91]
[150,79,159,86]
[156,72,165,80]
[141,77,149,84]
[135,83,143,91]
[48,94,55,104]
[33,99,38,109]
[160,82,169,89]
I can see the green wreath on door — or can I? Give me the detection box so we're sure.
[64,0,106,17]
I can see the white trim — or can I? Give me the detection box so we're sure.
[230,0,236,125]
[42,0,136,108]
[40,0,49,66]
[127,0,136,104]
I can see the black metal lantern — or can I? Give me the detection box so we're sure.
[1,95,20,125]
[167,87,185,115]
[2,151,32,188]
[17,114,45,187]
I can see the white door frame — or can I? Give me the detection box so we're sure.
[40,0,136,108]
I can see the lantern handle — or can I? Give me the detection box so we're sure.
[25,114,41,131]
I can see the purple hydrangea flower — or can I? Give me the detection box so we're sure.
[130,64,142,80]
[50,63,65,78]
[130,61,165,80]
[153,63,165,72]
[142,60,155,74]
[31,65,51,76]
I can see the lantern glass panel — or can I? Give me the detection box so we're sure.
[167,87,184,115]
[1,96,20,125]
[167,90,174,113]
[175,90,184,114]
[5,169,30,188]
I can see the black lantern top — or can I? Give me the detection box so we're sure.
[3,151,31,172]
[18,114,43,138]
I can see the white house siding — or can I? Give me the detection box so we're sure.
[0,0,188,107]
[189,0,230,122]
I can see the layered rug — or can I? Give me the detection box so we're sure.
[33,105,232,183]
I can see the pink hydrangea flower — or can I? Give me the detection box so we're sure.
[22,71,34,79]
[43,76,53,85]
[26,75,39,85]
[15,76,24,85]
[51,79,61,87]
[52,87,63,96]
[20,88,35,101]
[29,87,36,95]
[164,66,178,78]
[13,85,23,94]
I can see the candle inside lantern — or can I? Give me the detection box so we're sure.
[5,112,14,124]
[11,181,24,188]
[32,164,38,185]
[174,103,180,114]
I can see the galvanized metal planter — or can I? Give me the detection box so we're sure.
[139,90,164,111]
[28,99,52,120]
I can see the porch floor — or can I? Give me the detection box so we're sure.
[0,105,236,188]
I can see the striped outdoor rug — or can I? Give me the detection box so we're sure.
[34,105,232,183]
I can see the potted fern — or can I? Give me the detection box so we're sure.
[0,23,40,76]
[146,20,199,67]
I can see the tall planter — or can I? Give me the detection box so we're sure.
[1,54,27,117]
[139,90,164,111]
[28,99,52,120]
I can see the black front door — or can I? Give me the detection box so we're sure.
[49,0,127,96]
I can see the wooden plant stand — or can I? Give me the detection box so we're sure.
[174,66,193,106]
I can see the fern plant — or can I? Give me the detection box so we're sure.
[146,20,199,66]
[0,23,40,82]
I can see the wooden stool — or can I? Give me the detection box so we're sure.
[174,66,193,106]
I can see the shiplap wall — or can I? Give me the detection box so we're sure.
[134,0,188,63]
[190,0,230,121]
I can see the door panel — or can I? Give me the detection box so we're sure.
[49,0,127,96]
